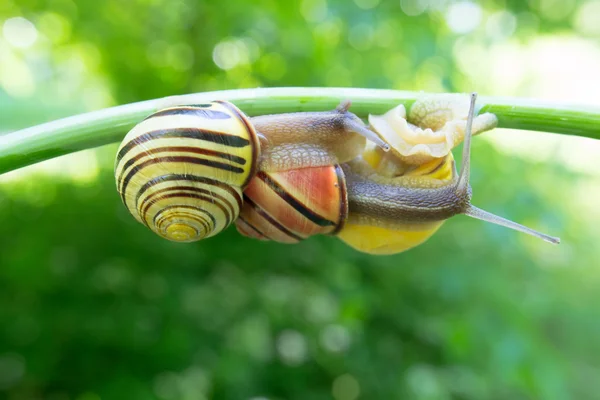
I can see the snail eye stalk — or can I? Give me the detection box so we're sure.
[458,92,560,245]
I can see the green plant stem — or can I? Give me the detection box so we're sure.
[1,87,599,175]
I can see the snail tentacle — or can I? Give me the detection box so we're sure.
[455,92,477,197]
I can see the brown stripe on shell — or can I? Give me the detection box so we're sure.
[134,174,243,211]
[142,192,233,227]
[116,127,251,163]
[152,204,217,231]
[117,146,246,193]
[236,216,269,240]
[119,146,246,176]
[139,186,236,225]
[146,107,233,120]
[119,156,244,203]
[155,211,211,235]
[243,195,304,242]
[256,171,337,227]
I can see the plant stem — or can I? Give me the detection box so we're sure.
[1,87,599,175]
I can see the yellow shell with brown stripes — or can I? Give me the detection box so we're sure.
[114,101,259,242]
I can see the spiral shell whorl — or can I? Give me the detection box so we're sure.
[114,101,258,242]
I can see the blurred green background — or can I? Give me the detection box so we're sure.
[1,0,600,399]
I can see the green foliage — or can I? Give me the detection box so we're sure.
[1,0,599,399]
[0,143,598,400]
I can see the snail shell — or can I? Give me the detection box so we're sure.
[114,101,260,242]
[236,165,348,243]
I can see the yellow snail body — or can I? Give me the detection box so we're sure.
[114,94,560,253]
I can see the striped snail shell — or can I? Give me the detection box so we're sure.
[236,165,348,243]
[114,101,260,242]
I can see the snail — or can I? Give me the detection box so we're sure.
[114,100,389,243]
[115,93,560,254]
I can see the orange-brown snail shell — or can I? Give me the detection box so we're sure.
[236,165,348,243]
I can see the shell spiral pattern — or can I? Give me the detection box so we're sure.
[114,101,259,242]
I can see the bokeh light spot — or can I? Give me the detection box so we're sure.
[212,39,253,71]
[406,364,444,398]
[305,293,338,323]
[332,374,360,400]
[0,49,36,97]
[2,17,38,49]
[445,2,482,34]
[213,41,241,70]
[400,0,429,16]
[574,1,600,36]
[276,330,308,366]
[538,0,576,21]
[240,37,261,62]
[320,324,351,353]
[488,42,525,95]
[485,11,516,41]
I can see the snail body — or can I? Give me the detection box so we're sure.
[252,100,380,172]
[115,94,560,253]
